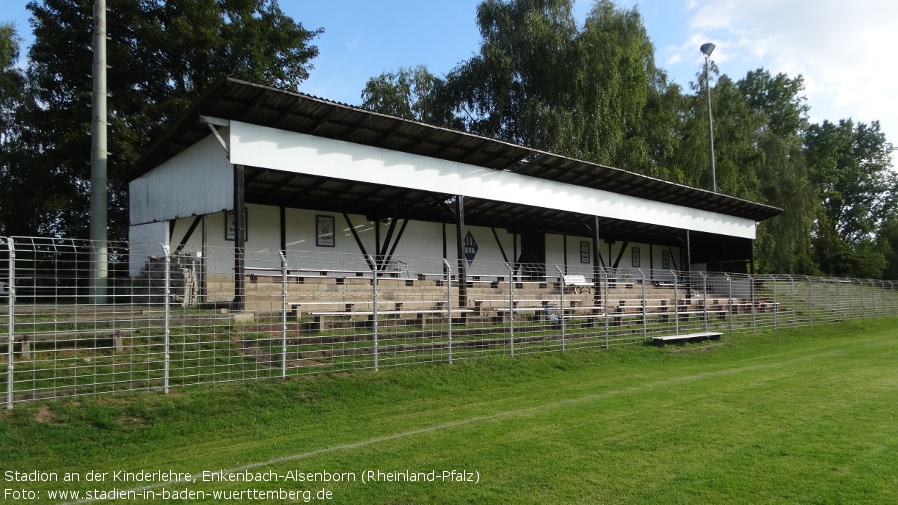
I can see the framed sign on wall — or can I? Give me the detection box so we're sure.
[580,241,590,264]
[225,208,248,241]
[316,215,335,247]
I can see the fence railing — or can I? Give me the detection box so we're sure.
[2,236,897,408]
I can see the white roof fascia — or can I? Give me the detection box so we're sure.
[228,120,757,240]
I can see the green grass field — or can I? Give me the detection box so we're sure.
[2,318,897,504]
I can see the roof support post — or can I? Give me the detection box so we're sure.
[233,163,246,311]
[750,240,756,275]
[279,206,286,255]
[592,216,602,307]
[686,230,692,272]
[455,196,468,309]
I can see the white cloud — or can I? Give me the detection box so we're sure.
[680,0,898,148]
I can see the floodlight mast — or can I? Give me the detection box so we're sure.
[701,42,717,193]
[89,0,108,304]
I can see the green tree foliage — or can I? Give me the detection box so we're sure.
[364,0,665,173]
[0,22,29,235]
[0,22,22,134]
[360,0,898,276]
[876,213,898,280]
[0,0,321,238]
[361,65,459,127]
[442,0,580,151]
[736,70,815,274]
[806,119,896,277]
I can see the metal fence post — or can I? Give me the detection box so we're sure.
[639,269,647,341]
[603,267,610,348]
[808,277,813,326]
[786,275,798,327]
[163,244,171,394]
[6,238,15,410]
[870,280,875,317]
[889,281,898,313]
[726,273,734,332]
[702,272,709,332]
[859,279,865,319]
[672,270,679,336]
[770,275,780,331]
[556,265,565,351]
[833,278,845,320]
[443,259,453,363]
[748,275,758,333]
[871,281,877,318]
[507,262,514,357]
[370,254,378,371]
[280,252,288,379]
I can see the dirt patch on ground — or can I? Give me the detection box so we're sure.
[35,404,55,423]
[291,358,328,368]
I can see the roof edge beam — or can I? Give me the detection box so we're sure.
[200,115,230,156]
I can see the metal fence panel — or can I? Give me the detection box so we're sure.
[2,235,897,408]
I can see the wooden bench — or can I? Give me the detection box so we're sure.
[651,331,722,347]
[291,301,357,317]
[563,274,592,294]
[310,309,473,330]
[472,299,551,315]
[12,328,139,359]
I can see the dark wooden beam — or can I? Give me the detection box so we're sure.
[592,216,602,306]
[343,213,375,271]
[174,215,203,254]
[233,164,246,311]
[279,206,286,254]
[455,195,468,308]
[612,240,630,269]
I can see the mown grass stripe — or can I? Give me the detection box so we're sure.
[55,335,892,505]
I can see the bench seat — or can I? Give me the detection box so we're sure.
[651,331,722,347]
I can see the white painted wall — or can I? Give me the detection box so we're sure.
[228,121,758,240]
[130,131,232,226]
[131,202,689,286]
[128,221,168,276]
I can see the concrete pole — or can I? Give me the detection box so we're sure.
[89,0,108,303]
[704,54,717,193]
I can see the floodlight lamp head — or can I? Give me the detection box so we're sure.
[700,42,716,57]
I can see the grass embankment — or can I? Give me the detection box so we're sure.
[2,319,897,504]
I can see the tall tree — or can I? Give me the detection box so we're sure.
[441,0,579,150]
[737,69,815,274]
[385,0,661,172]
[361,65,459,127]
[0,0,322,239]
[0,22,22,136]
[806,119,896,277]
[0,22,30,235]
[876,212,898,280]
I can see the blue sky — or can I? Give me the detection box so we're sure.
[6,1,898,153]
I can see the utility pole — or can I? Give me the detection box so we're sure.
[89,0,108,303]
